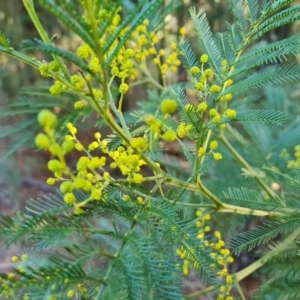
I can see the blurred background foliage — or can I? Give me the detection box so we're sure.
[1,0,300,298]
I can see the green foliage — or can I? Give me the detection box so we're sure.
[0,31,10,49]
[1,0,300,299]
[23,39,95,74]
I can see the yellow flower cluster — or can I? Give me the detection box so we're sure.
[190,54,218,94]
[287,145,300,169]
[74,100,86,110]
[197,139,222,161]
[38,60,61,77]
[160,99,177,115]
[109,140,147,183]
[189,55,235,105]
[176,246,200,276]
[225,109,237,119]
[195,211,234,299]
[49,81,64,95]
[48,123,112,213]
[208,108,221,124]
[35,109,147,215]
[220,94,233,101]
[126,20,180,79]
[175,211,210,275]
[110,46,137,90]
[211,140,222,161]
[175,209,234,299]
[177,122,192,138]
[145,115,162,134]
[39,6,183,116]
[1,254,30,297]
[197,101,208,112]
[144,114,177,143]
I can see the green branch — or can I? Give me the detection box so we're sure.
[165,176,285,217]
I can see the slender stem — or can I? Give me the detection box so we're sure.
[142,175,164,182]
[235,281,246,300]
[185,285,215,299]
[165,176,286,217]
[0,46,39,68]
[22,0,70,80]
[218,203,285,217]
[176,203,216,208]
[197,178,223,207]
[220,134,277,198]
[129,79,155,87]
[118,93,125,112]
[198,129,212,167]
[140,66,165,91]
[107,88,132,138]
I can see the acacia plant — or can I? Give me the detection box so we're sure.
[1,0,300,299]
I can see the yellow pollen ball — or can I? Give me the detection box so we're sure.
[11,256,19,263]
[179,27,186,36]
[200,54,209,63]
[160,99,177,114]
[213,152,223,161]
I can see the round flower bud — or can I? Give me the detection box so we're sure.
[225,79,233,86]
[190,66,200,75]
[64,193,76,205]
[62,140,75,154]
[47,178,56,185]
[37,109,57,128]
[74,100,85,109]
[204,68,213,77]
[225,109,237,119]
[200,54,209,63]
[213,152,222,160]
[160,99,177,115]
[212,115,222,124]
[162,130,176,142]
[197,102,208,112]
[209,108,218,117]
[94,132,101,139]
[227,257,234,263]
[11,256,19,263]
[195,82,204,91]
[60,181,74,194]
[210,84,221,93]
[8,273,15,280]
[119,83,129,94]
[91,189,102,200]
[132,173,144,184]
[214,231,221,238]
[130,137,148,150]
[75,143,84,151]
[210,140,218,150]
[48,159,64,173]
[35,133,50,149]
[67,290,75,298]
[179,27,186,36]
